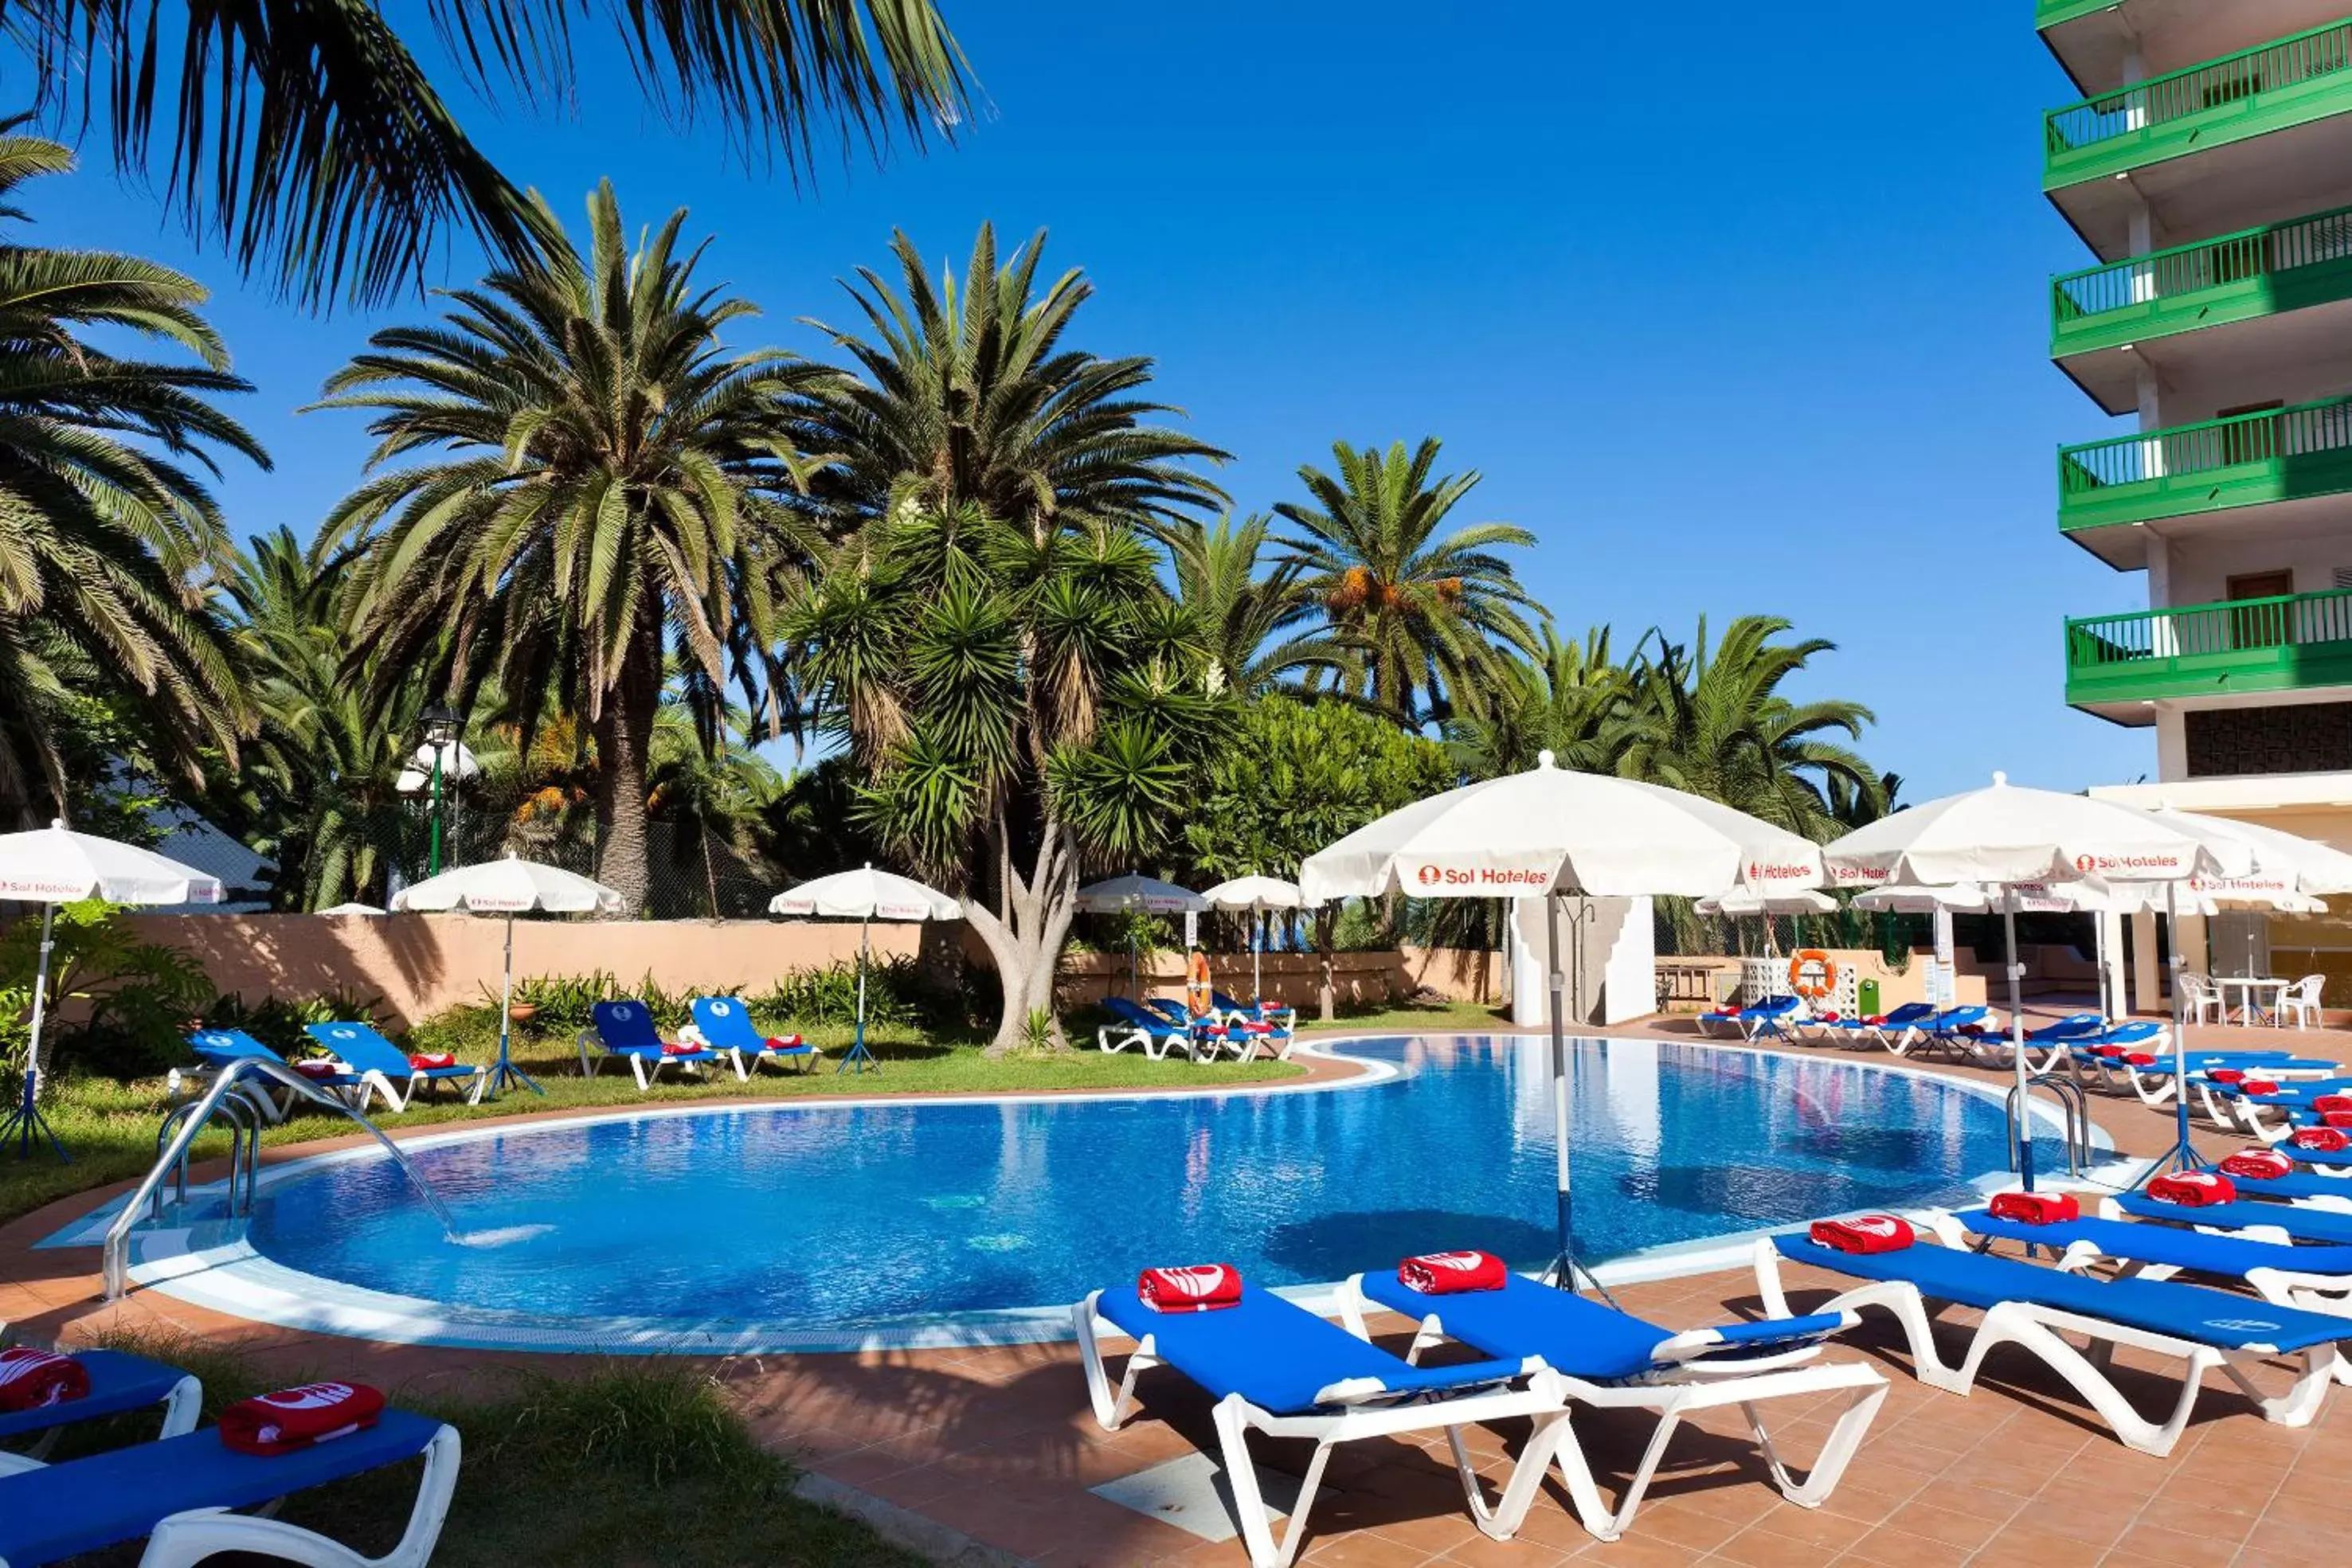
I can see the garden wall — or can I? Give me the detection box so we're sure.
[126,913,924,1027]
[1053,945,1504,1011]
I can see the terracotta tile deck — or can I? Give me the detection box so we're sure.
[6,1000,2348,1566]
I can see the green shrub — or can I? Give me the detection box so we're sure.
[0,901,213,1081]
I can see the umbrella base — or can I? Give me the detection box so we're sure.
[0,1071,68,1162]
[486,1051,542,1098]
[836,1041,879,1074]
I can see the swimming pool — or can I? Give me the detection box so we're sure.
[83,1034,2068,1351]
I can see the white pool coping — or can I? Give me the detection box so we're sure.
[49,1030,2100,1355]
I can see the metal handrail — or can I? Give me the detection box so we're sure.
[104,1056,460,1300]
[2065,585,2352,669]
[2045,18,2352,157]
[2060,396,2352,494]
[2009,1073,2094,1178]
[2052,203,2352,324]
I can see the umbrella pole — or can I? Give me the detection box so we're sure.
[2137,882,2201,1184]
[1252,908,1263,1003]
[1543,894,1584,1294]
[491,913,542,1097]
[2006,897,2035,1190]
[842,915,875,1073]
[1,904,68,1162]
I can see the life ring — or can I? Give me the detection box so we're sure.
[1788,949,1838,1000]
[1186,950,1215,1017]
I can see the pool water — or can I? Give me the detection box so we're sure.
[225,1035,2051,1344]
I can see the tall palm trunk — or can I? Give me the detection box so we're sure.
[963,811,1079,1054]
[594,642,661,914]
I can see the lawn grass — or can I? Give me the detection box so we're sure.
[1296,997,1514,1034]
[33,1331,922,1567]
[0,1016,1301,1227]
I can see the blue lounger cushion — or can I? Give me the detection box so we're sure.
[1102,998,1186,1037]
[1773,1234,2352,1352]
[2207,1075,2352,1099]
[0,1350,189,1445]
[1094,1283,1532,1416]
[589,1001,716,1062]
[688,997,811,1056]
[1358,1272,1848,1382]
[1956,1207,2352,1280]
[0,1409,444,1566]
[2117,1195,2352,1245]
[186,1029,362,1089]
[303,1022,481,1085]
[2213,1167,2352,1202]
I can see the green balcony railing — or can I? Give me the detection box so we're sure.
[2050,203,2352,350]
[2066,587,2352,706]
[2059,396,2352,529]
[2045,18,2352,182]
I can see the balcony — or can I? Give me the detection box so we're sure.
[2059,397,2352,566]
[2039,1,2352,97]
[2043,19,2352,257]
[2066,587,2352,721]
[2049,204,2352,414]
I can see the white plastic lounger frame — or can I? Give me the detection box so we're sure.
[1093,1022,1168,1058]
[573,1030,714,1092]
[0,1351,202,1476]
[1074,1293,1574,1568]
[138,1425,460,1568]
[1752,1238,2340,1457]
[1334,1279,1887,1543]
[350,1063,487,1115]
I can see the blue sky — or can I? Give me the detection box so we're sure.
[29,0,2152,800]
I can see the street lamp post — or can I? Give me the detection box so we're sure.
[418,704,460,877]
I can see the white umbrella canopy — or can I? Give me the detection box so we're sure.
[1824,774,2252,1191]
[1851,882,1989,913]
[391,854,624,1096]
[1301,752,1825,904]
[317,902,386,917]
[0,822,225,1160]
[1299,751,1828,1291]
[769,865,961,1070]
[1199,877,1305,1003]
[770,865,961,921]
[1693,888,1836,917]
[2150,811,2352,896]
[1074,874,1208,913]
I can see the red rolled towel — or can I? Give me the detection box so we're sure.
[1709,1004,1740,1017]
[1809,1214,1915,1253]
[1863,1014,1888,1026]
[764,1034,804,1050]
[2124,1053,2157,1066]
[2315,1094,2352,1115]
[1398,1249,1508,1295]
[2293,1126,2351,1152]
[1238,1021,1274,1034]
[1137,1265,1243,1313]
[219,1382,385,1456]
[2147,1171,2237,1206]
[1817,1011,1841,1024]
[1987,1191,2079,1226]
[406,1052,456,1070]
[2092,1045,2126,1058]
[2240,1080,2281,1097]
[0,1347,89,1411]
[292,1059,342,1080]
[2326,1111,2352,1130]
[2209,1068,2247,1085]
[2220,1148,2294,1180]
[1958,1024,1986,1036]
[659,1041,702,1057]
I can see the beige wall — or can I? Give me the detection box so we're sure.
[126,913,924,1026]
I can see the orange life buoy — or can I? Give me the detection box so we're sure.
[1186,950,1214,1017]
[1788,949,1838,1000]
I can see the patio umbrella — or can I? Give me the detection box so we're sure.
[1822,773,2248,1188]
[390,854,623,1096]
[317,902,385,916]
[1693,886,1835,958]
[0,821,222,1160]
[1076,874,1207,999]
[1199,875,1305,1002]
[769,865,961,1072]
[1299,749,1827,1290]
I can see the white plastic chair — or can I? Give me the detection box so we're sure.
[2180,973,2223,1026]
[2286,974,2327,1030]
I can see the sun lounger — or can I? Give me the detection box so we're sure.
[1808,1002,1937,1051]
[1883,1005,1995,1060]
[2078,1041,2325,1104]
[302,1023,487,1112]
[1074,1282,1571,1567]
[2201,1078,2352,1139]
[1939,1206,2352,1324]
[1096,997,1209,1061]
[185,1028,363,1119]
[1755,1230,2352,1455]
[1214,989,1295,1030]
[1337,1272,1885,1541]
[0,1348,199,1474]
[0,1406,459,1568]
[686,996,819,1077]
[1695,995,1802,1042]
[1211,991,1296,1058]
[577,1000,722,1090]
[2116,1192,2352,1245]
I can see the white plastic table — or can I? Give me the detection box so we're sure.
[2213,976,2295,1027]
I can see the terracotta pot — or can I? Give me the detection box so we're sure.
[507,1003,539,1023]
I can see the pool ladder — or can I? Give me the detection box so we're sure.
[104,1055,462,1300]
[2006,1071,2096,1179]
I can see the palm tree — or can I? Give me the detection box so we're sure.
[317,180,819,912]
[0,123,265,827]
[6,1,969,308]
[1274,438,1543,727]
[1160,511,1352,698]
[781,502,1211,1052]
[646,701,785,918]
[1614,615,1886,841]
[776,223,1230,542]
[1445,625,1639,780]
